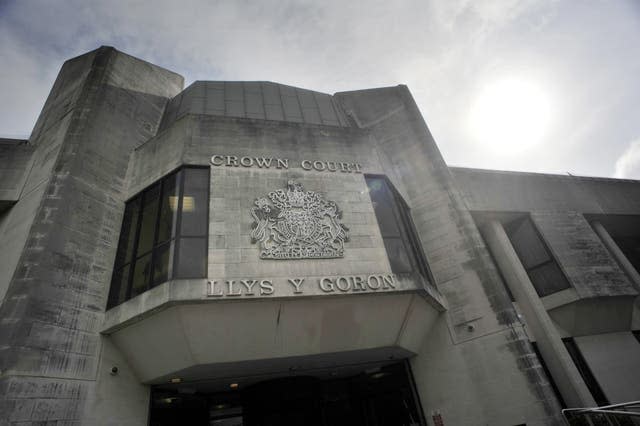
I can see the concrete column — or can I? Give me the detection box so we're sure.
[592,221,640,290]
[482,219,596,408]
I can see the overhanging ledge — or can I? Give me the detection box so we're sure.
[101,282,444,384]
[101,275,446,334]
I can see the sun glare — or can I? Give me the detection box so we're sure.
[469,78,551,157]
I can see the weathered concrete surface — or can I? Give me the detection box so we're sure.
[575,331,640,403]
[482,219,594,408]
[0,139,33,208]
[107,293,439,384]
[452,167,639,303]
[158,81,350,132]
[452,162,640,409]
[336,87,564,424]
[412,318,563,425]
[0,46,183,425]
[451,167,640,214]
[531,212,636,299]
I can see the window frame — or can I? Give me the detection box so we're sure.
[107,165,210,309]
[365,174,434,284]
[505,215,571,298]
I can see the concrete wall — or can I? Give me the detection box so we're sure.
[336,87,564,424]
[451,167,640,215]
[158,81,350,132]
[575,332,640,403]
[0,139,33,207]
[0,46,183,425]
[531,212,636,299]
[451,164,640,411]
[108,82,565,424]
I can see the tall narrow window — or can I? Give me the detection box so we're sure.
[505,216,570,297]
[366,176,432,282]
[107,166,209,308]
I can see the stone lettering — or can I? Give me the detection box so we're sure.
[288,278,305,294]
[352,276,366,291]
[210,155,225,166]
[382,274,396,289]
[336,276,351,291]
[259,279,274,295]
[255,157,273,168]
[207,280,223,297]
[241,279,258,295]
[226,280,242,296]
[211,154,362,173]
[319,277,334,292]
[367,275,381,289]
[313,160,326,171]
[206,273,399,297]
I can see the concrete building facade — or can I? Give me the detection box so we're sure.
[0,46,638,425]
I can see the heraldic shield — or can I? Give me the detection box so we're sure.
[250,180,349,259]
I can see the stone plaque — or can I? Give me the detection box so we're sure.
[250,180,349,259]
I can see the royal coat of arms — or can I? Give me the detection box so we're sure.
[250,181,349,259]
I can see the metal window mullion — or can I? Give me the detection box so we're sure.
[204,167,210,277]
[526,258,556,274]
[388,180,429,279]
[173,168,186,278]
[148,178,167,288]
[125,193,145,301]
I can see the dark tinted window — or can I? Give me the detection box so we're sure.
[506,217,570,297]
[107,167,209,308]
[366,176,432,282]
[563,338,609,406]
[614,236,640,274]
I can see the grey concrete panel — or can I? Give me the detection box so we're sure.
[301,107,323,125]
[315,93,340,125]
[159,81,350,129]
[532,212,637,299]
[281,94,303,120]
[0,139,33,203]
[411,318,564,425]
[297,89,316,108]
[244,91,265,117]
[548,296,636,336]
[108,293,438,384]
[205,87,225,111]
[261,82,281,104]
[225,100,245,117]
[451,167,640,215]
[225,81,244,101]
[264,104,285,121]
[575,332,640,403]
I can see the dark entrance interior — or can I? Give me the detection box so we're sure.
[150,362,424,426]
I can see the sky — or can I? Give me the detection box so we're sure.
[1,0,640,179]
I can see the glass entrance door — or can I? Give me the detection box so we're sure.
[150,362,425,426]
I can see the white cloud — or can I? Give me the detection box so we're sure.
[1,0,639,178]
[614,139,640,179]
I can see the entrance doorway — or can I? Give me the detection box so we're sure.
[150,362,425,426]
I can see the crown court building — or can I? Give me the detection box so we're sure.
[0,47,639,425]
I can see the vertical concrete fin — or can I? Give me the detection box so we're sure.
[0,47,182,424]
